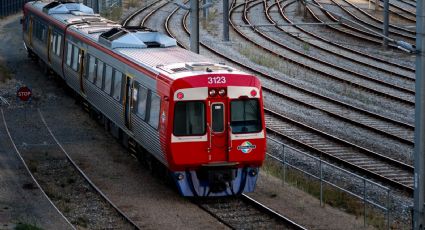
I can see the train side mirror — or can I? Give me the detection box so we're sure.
[20,18,23,24]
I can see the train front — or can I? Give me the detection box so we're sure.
[166,63,266,196]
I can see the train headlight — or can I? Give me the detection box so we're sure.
[176,173,185,180]
[209,89,216,97]
[249,169,257,177]
[177,92,184,99]
[250,90,257,97]
[218,89,226,96]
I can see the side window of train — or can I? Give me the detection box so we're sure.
[41,23,46,42]
[66,42,72,67]
[133,83,148,120]
[33,20,39,40]
[104,65,113,95]
[51,32,57,54]
[54,33,62,56]
[112,70,122,102]
[87,55,96,83]
[148,93,161,129]
[96,60,104,89]
[71,45,79,71]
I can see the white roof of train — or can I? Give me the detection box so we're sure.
[27,1,246,80]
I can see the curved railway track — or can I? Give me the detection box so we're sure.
[328,0,415,40]
[234,0,415,105]
[1,108,140,229]
[376,0,416,22]
[244,1,414,84]
[335,0,415,35]
[261,0,415,82]
[275,0,414,72]
[306,0,404,48]
[154,0,415,193]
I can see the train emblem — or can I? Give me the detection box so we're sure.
[237,141,256,154]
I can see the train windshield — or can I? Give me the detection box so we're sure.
[174,101,206,136]
[230,99,261,134]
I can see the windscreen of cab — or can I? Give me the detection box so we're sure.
[230,99,262,134]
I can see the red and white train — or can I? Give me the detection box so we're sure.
[22,0,266,196]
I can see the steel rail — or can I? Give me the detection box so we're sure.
[264,108,414,193]
[0,109,76,230]
[231,0,415,105]
[307,0,401,48]
[37,109,141,229]
[339,0,416,35]
[121,0,162,26]
[242,0,415,93]
[333,0,416,37]
[193,195,307,229]
[264,0,415,81]
[377,0,416,22]
[275,0,415,72]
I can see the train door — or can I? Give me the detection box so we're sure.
[47,27,52,63]
[207,97,229,162]
[123,76,133,130]
[28,16,33,47]
[78,49,86,95]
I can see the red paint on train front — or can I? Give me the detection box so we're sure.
[165,73,266,171]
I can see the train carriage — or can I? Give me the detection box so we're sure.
[22,0,266,196]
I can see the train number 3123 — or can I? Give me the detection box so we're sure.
[208,76,226,84]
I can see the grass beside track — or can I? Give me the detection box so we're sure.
[262,159,397,229]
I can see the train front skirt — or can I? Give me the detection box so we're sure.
[173,167,259,196]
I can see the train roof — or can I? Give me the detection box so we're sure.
[25,1,246,81]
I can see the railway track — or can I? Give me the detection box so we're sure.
[264,0,415,82]
[232,0,415,106]
[335,0,415,35]
[155,0,415,193]
[1,108,140,229]
[376,0,416,22]
[195,194,307,229]
[264,108,413,193]
[274,0,414,72]
[306,0,405,48]
[327,0,415,40]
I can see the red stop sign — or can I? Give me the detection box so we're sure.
[17,86,32,101]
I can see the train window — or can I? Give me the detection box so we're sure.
[66,42,72,67]
[173,101,205,136]
[33,20,39,40]
[87,55,96,83]
[104,65,113,95]
[211,103,224,133]
[112,71,122,101]
[134,84,148,120]
[40,24,46,42]
[148,93,161,129]
[51,33,56,54]
[96,60,104,88]
[55,34,62,56]
[230,99,261,134]
[72,46,79,71]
